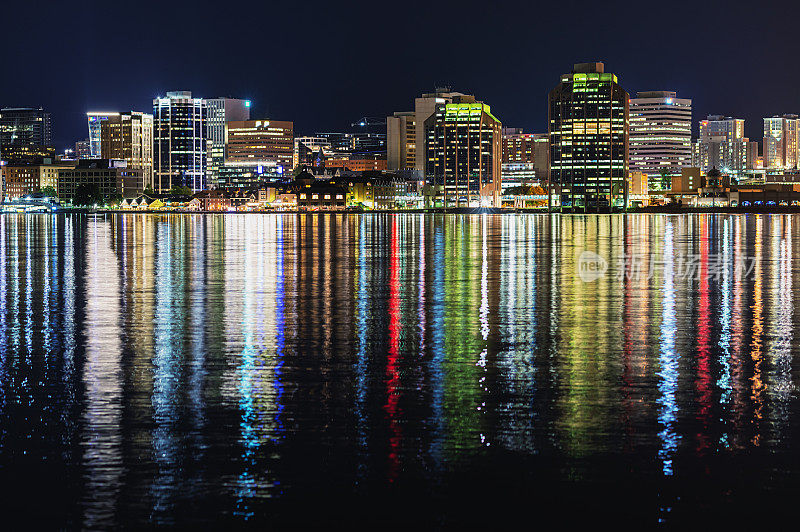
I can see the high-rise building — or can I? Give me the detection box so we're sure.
[0,107,52,147]
[100,111,154,190]
[387,88,472,179]
[763,114,799,171]
[501,128,549,190]
[629,91,692,191]
[548,62,629,210]
[698,115,757,180]
[153,91,207,192]
[424,95,502,207]
[206,97,250,186]
[87,112,118,157]
[387,111,416,172]
[219,119,293,187]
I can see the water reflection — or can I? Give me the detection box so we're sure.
[0,212,799,526]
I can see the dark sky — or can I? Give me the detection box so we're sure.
[3,0,799,150]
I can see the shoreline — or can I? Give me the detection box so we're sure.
[5,206,800,215]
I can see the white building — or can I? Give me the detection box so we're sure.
[629,91,692,191]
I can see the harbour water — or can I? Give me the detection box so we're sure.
[1,213,799,527]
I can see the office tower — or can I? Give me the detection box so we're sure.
[424,95,502,207]
[57,159,143,202]
[0,107,52,147]
[629,91,692,191]
[549,62,629,210]
[387,88,472,179]
[153,91,207,192]
[698,115,756,180]
[87,112,117,157]
[206,97,250,186]
[219,119,293,187]
[100,111,154,189]
[763,114,799,171]
[387,111,416,172]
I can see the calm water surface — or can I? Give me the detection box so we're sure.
[1,213,799,527]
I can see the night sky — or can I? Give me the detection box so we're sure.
[3,0,799,150]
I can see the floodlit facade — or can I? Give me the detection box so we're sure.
[548,62,629,210]
[424,95,502,207]
[87,112,118,157]
[153,91,207,192]
[629,91,692,191]
[763,114,799,171]
[99,111,154,190]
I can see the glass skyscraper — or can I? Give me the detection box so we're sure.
[548,62,629,211]
[424,95,502,207]
[153,91,207,192]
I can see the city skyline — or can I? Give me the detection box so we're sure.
[3,0,799,149]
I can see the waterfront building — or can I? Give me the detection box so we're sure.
[629,91,692,191]
[206,97,250,186]
[287,168,347,210]
[57,158,143,203]
[346,174,399,209]
[424,95,502,207]
[698,115,757,181]
[224,119,293,183]
[763,114,799,171]
[501,128,549,190]
[153,91,207,192]
[548,62,629,210]
[1,161,75,199]
[0,107,51,147]
[100,111,154,190]
[217,164,283,189]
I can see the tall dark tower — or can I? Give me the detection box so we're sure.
[548,62,629,212]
